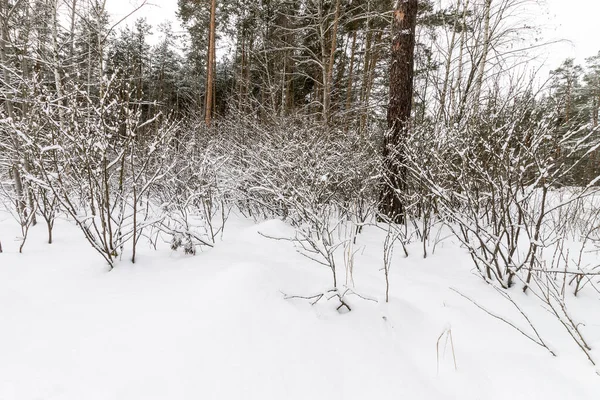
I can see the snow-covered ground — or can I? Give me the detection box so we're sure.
[1,211,599,399]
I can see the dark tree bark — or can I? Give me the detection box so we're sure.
[380,0,418,223]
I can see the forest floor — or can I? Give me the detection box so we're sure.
[1,210,599,399]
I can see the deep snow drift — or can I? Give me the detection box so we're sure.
[1,211,599,400]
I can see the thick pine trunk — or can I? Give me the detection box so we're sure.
[380,0,418,223]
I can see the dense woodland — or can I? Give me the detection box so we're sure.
[1,0,600,366]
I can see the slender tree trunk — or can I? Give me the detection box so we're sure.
[452,0,470,122]
[363,30,382,120]
[344,30,357,131]
[379,0,418,223]
[317,1,327,122]
[439,0,462,122]
[96,0,107,95]
[473,0,492,113]
[0,0,26,217]
[281,50,287,115]
[345,31,357,111]
[591,83,599,128]
[324,0,341,125]
[69,0,77,60]
[212,41,217,114]
[19,0,37,227]
[594,85,600,128]
[360,24,373,132]
[238,34,249,113]
[205,0,217,126]
[51,0,65,127]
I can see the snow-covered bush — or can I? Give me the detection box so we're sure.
[217,115,379,292]
[402,95,599,289]
[152,120,231,254]
[18,77,177,268]
[399,93,600,365]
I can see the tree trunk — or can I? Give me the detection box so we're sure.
[452,0,470,122]
[205,0,217,126]
[362,30,382,131]
[438,0,462,123]
[360,25,373,132]
[69,0,77,61]
[473,0,492,113]
[0,0,26,217]
[324,0,341,125]
[345,31,357,110]
[380,0,418,223]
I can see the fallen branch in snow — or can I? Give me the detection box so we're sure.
[450,288,557,357]
[340,287,378,303]
[282,288,352,313]
[281,291,326,306]
[257,231,294,242]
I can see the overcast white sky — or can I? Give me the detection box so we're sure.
[543,0,600,67]
[105,0,182,38]
[105,0,599,70]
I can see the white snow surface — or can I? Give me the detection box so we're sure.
[0,212,599,399]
